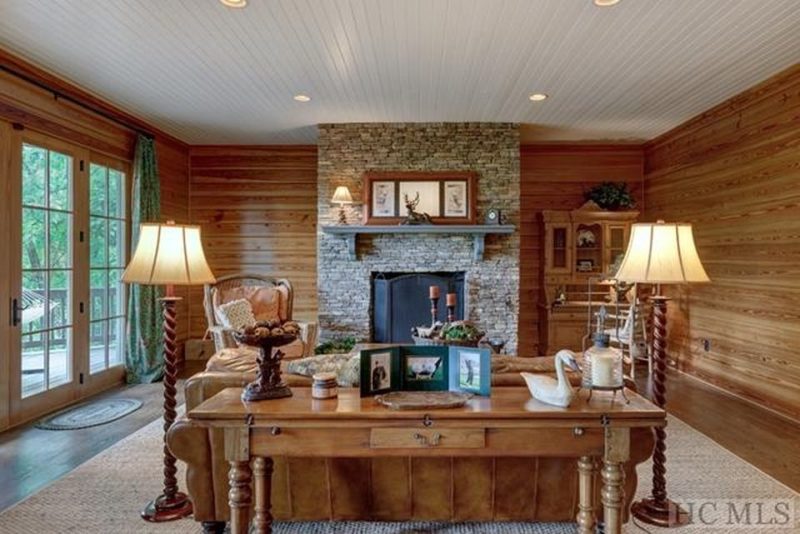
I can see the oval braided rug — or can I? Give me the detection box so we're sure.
[34,398,143,430]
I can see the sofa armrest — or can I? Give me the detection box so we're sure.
[184,371,256,411]
[208,325,237,352]
[297,320,318,357]
[167,416,218,522]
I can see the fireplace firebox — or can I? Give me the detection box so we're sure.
[371,272,465,343]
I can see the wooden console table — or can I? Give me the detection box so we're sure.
[187,387,664,534]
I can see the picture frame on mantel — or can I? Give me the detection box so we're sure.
[363,171,477,225]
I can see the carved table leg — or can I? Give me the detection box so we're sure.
[602,427,630,534]
[253,457,274,534]
[225,426,252,534]
[577,456,597,534]
[228,460,252,534]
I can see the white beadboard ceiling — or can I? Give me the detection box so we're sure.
[1,0,799,144]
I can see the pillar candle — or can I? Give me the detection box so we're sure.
[446,293,457,307]
[429,286,440,299]
[591,352,617,387]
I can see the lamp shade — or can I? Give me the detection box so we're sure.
[122,223,216,286]
[614,221,710,284]
[331,185,353,204]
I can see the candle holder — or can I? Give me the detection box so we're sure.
[430,297,439,327]
[582,333,629,404]
[233,331,299,401]
[447,305,455,323]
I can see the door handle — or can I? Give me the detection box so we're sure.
[11,298,28,327]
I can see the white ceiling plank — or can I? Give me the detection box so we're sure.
[0,0,798,144]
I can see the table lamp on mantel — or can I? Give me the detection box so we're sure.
[614,220,709,527]
[122,221,216,522]
[331,185,353,224]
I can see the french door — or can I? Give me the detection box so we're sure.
[8,129,128,425]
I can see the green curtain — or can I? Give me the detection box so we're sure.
[126,135,164,383]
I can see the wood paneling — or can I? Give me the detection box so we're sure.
[519,144,644,355]
[187,146,318,339]
[644,64,800,421]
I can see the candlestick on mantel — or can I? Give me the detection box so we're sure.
[446,293,457,322]
[429,286,440,299]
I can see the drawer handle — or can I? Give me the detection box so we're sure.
[413,432,442,447]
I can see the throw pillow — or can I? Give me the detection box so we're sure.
[286,353,361,387]
[217,298,256,331]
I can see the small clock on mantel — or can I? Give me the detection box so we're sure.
[485,208,503,225]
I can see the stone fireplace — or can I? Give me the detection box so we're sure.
[317,123,520,353]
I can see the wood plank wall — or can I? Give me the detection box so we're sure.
[187,146,318,339]
[518,145,644,355]
[644,64,800,421]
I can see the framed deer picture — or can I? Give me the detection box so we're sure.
[363,171,477,225]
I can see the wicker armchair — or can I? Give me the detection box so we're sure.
[203,273,317,358]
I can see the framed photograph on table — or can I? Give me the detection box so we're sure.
[363,172,476,225]
[448,347,491,396]
[360,347,401,396]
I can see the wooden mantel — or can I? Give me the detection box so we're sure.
[321,224,515,260]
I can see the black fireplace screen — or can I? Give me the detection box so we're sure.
[371,272,465,343]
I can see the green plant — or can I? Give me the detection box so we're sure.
[585,182,636,210]
[441,322,482,341]
[315,336,359,355]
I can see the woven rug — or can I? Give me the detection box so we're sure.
[34,398,143,430]
[1,414,798,533]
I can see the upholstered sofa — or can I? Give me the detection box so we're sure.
[168,352,655,532]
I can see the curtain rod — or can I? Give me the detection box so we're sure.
[1,64,153,139]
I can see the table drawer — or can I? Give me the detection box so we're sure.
[370,428,485,449]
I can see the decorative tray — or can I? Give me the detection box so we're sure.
[374,391,473,410]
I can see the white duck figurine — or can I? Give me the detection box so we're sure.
[521,350,581,407]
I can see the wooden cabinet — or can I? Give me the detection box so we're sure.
[539,202,638,355]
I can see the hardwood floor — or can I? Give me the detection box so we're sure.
[0,361,204,513]
[0,360,797,516]
[634,365,800,493]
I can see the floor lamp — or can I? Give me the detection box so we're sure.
[122,221,216,522]
[614,220,709,527]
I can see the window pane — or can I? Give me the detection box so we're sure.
[48,328,71,388]
[49,151,71,210]
[49,270,71,327]
[22,208,46,270]
[90,321,107,374]
[22,144,46,207]
[108,318,125,367]
[89,164,107,216]
[90,269,108,320]
[49,211,71,269]
[108,219,124,267]
[109,269,125,317]
[90,217,107,267]
[108,169,124,218]
[22,271,46,333]
[21,332,45,398]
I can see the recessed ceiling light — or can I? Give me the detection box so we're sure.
[593,0,621,6]
[529,93,548,102]
[220,0,247,8]
[293,94,312,102]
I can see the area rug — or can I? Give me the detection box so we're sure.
[34,398,143,430]
[1,414,798,533]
